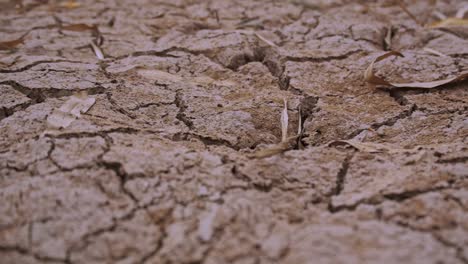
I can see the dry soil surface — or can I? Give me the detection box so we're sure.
[1,0,468,263]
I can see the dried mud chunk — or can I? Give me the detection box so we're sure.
[0,84,31,119]
[283,221,461,264]
[238,147,346,198]
[0,102,53,150]
[400,84,468,113]
[105,133,244,204]
[378,189,468,261]
[155,30,259,68]
[331,144,467,210]
[102,133,192,177]
[177,71,298,148]
[364,111,468,147]
[0,62,108,91]
[0,169,133,259]
[0,137,52,171]
[50,136,107,170]
[379,191,468,231]
[303,93,404,146]
[70,210,162,264]
[0,252,41,264]
[0,223,29,249]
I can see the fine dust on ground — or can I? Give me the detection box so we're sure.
[0,0,467,263]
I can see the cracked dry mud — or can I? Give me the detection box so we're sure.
[0,0,467,263]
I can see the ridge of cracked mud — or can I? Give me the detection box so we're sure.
[1,0,467,263]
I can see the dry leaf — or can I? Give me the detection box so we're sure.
[428,4,468,27]
[0,35,25,50]
[250,139,295,159]
[365,51,468,89]
[281,98,288,142]
[90,41,104,60]
[61,23,98,32]
[59,1,81,9]
[47,93,95,129]
[364,51,404,85]
[429,17,468,28]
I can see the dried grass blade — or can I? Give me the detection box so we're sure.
[255,32,278,47]
[397,1,422,26]
[423,47,447,57]
[429,17,468,28]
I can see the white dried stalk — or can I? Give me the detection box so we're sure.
[255,32,278,47]
[297,105,302,136]
[433,11,447,20]
[281,98,288,142]
[455,5,468,18]
[90,41,104,60]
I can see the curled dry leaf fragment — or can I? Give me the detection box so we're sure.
[281,98,288,142]
[365,51,468,89]
[384,26,392,50]
[423,47,447,57]
[364,51,404,85]
[90,41,104,60]
[250,137,297,159]
[47,92,95,129]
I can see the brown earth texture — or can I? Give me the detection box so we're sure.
[1,0,468,263]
